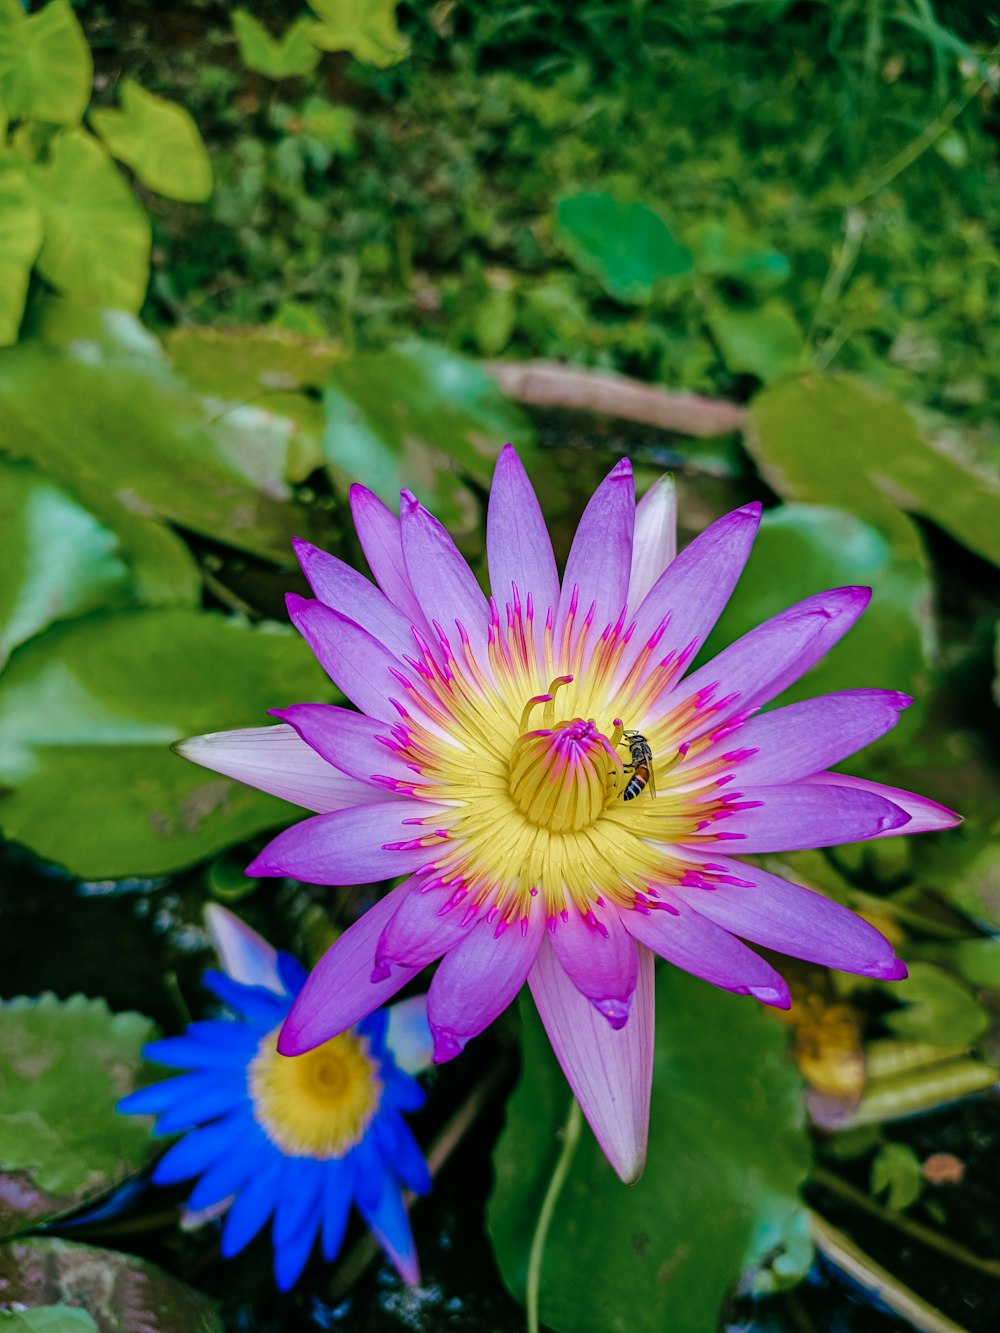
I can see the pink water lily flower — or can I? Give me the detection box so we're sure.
[180,447,958,1183]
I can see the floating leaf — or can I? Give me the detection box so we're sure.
[701,504,931,762]
[0,1238,222,1332]
[0,0,91,125]
[322,341,535,541]
[27,131,150,312]
[870,1142,923,1211]
[0,304,319,563]
[305,0,409,67]
[885,962,989,1047]
[709,300,803,384]
[0,1307,97,1331]
[0,608,330,878]
[232,10,321,79]
[90,80,212,204]
[0,159,43,347]
[0,994,155,1237]
[554,193,692,303]
[489,969,812,1332]
[745,375,1000,567]
[0,457,135,669]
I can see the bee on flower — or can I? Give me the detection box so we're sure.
[119,906,432,1291]
[176,447,959,1184]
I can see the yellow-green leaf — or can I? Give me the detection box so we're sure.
[0,157,42,345]
[0,0,91,126]
[305,0,408,66]
[27,129,150,310]
[89,79,212,204]
[232,9,321,80]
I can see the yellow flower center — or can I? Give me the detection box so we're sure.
[249,1027,382,1158]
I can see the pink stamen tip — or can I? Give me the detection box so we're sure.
[461,904,478,926]
[529,887,539,896]
[678,742,690,758]
[493,919,508,940]
[696,819,713,831]
[547,914,557,932]
[714,832,747,841]
[486,906,499,925]
[560,909,569,924]
[520,917,530,937]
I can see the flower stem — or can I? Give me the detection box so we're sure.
[526,1098,583,1333]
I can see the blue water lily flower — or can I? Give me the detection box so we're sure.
[119,906,432,1290]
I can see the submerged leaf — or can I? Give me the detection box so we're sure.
[489,969,812,1331]
[0,995,155,1237]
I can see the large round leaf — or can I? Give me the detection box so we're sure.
[488,968,812,1333]
[27,131,150,312]
[745,374,1000,567]
[0,1238,221,1332]
[0,994,156,1238]
[89,81,212,204]
[699,504,932,762]
[554,194,692,303]
[0,457,135,669]
[0,1,91,126]
[322,341,536,540]
[0,160,43,347]
[0,608,330,878]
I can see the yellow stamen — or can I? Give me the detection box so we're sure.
[250,1027,381,1158]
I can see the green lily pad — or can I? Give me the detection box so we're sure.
[0,994,156,1238]
[305,0,409,67]
[0,1307,97,1331]
[884,961,989,1047]
[27,131,150,313]
[554,194,692,303]
[489,969,812,1332]
[870,1142,923,1211]
[322,341,535,541]
[232,10,321,79]
[0,1238,221,1332]
[700,504,932,764]
[745,375,1000,567]
[0,608,330,878]
[89,80,212,204]
[709,300,803,385]
[0,457,136,669]
[0,0,91,126]
[0,304,319,564]
[0,158,43,347]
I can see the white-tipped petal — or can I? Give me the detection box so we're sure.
[204,904,284,994]
[385,994,434,1074]
[628,473,677,605]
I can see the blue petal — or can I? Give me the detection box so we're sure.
[350,1132,385,1212]
[272,1158,324,1246]
[320,1158,355,1262]
[356,1166,419,1285]
[383,1068,425,1114]
[143,1033,257,1071]
[277,952,308,996]
[186,1132,269,1211]
[152,1112,250,1185]
[273,1206,321,1292]
[152,1073,248,1135]
[358,1007,389,1051]
[186,1019,265,1049]
[220,1157,284,1258]
[385,994,434,1074]
[203,970,290,1024]
[118,1069,239,1119]
[375,1112,430,1196]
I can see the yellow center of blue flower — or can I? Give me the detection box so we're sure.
[249,1027,382,1158]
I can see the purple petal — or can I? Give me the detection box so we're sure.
[426,910,544,1061]
[278,881,414,1054]
[349,485,429,632]
[487,444,559,627]
[292,538,417,659]
[528,937,654,1184]
[623,901,789,1007]
[549,902,639,1028]
[271,703,415,787]
[286,595,401,721]
[705,780,910,852]
[176,724,369,813]
[679,856,906,979]
[628,474,677,606]
[676,586,873,729]
[246,800,444,883]
[557,458,634,638]
[714,689,911,785]
[204,904,284,993]
[618,503,761,685]
[385,994,434,1074]
[375,882,478,973]
[400,491,490,639]
[801,771,961,836]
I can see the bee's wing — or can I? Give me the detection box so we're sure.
[646,766,657,799]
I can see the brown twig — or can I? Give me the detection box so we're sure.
[485,360,745,438]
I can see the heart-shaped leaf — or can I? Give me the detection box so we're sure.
[232,10,321,79]
[90,81,212,204]
[305,0,408,66]
[555,194,692,303]
[0,159,43,347]
[0,1,91,125]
